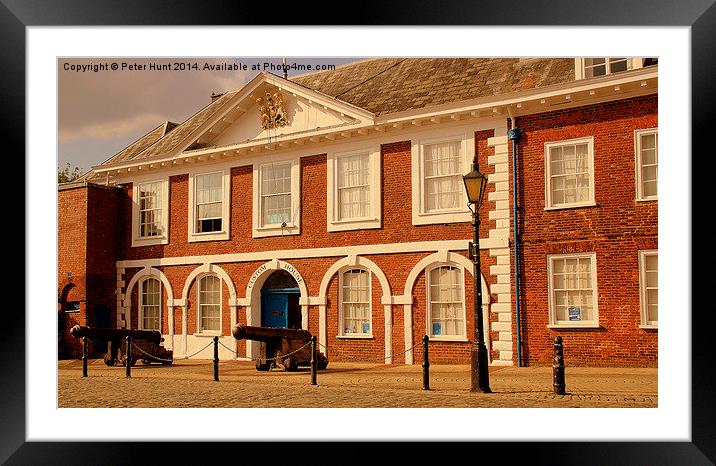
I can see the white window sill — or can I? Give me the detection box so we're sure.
[188,231,229,242]
[253,224,300,238]
[639,324,658,330]
[428,336,469,342]
[193,332,222,337]
[636,197,658,202]
[132,235,169,247]
[328,218,381,232]
[544,202,597,211]
[336,334,374,340]
[547,323,601,329]
[413,209,472,226]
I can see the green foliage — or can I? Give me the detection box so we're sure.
[58,162,83,183]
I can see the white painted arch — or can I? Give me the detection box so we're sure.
[319,255,391,300]
[318,255,394,362]
[122,266,175,331]
[243,259,310,359]
[181,263,237,304]
[401,250,491,365]
[244,258,309,306]
[403,250,489,300]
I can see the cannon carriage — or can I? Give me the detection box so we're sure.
[232,325,328,371]
[69,325,173,366]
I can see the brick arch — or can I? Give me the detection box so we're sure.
[59,283,78,311]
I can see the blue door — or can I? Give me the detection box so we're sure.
[261,291,289,328]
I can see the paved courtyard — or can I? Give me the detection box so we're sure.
[58,359,657,408]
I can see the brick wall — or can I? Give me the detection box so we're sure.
[116,134,498,364]
[58,184,120,358]
[512,95,658,367]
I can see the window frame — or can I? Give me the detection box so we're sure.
[187,168,231,242]
[638,250,658,329]
[138,276,162,332]
[252,157,301,238]
[574,58,643,80]
[411,130,474,226]
[634,128,658,201]
[425,263,468,341]
[546,252,600,328]
[131,178,169,247]
[544,136,596,210]
[337,267,374,339]
[195,273,222,336]
[327,146,381,232]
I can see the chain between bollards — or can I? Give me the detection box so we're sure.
[310,336,318,386]
[213,336,219,382]
[422,335,430,390]
[553,336,566,395]
[125,336,132,378]
[82,336,88,377]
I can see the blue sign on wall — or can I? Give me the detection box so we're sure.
[568,306,581,321]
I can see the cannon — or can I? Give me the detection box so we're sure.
[69,325,173,366]
[232,324,328,372]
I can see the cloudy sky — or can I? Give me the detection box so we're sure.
[58,57,362,173]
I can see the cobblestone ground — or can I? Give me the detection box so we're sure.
[58,359,657,408]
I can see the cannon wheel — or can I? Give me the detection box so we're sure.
[317,357,328,370]
[283,356,298,372]
[103,354,116,366]
[256,360,271,371]
[141,358,152,365]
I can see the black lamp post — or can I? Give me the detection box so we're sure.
[463,159,491,393]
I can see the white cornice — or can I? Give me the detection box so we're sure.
[116,238,508,269]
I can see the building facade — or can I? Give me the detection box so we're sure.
[58,58,658,366]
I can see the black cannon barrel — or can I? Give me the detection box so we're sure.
[70,325,162,344]
[232,325,312,342]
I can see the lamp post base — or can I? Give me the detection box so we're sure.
[470,344,492,393]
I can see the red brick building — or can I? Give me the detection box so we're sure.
[58,58,658,366]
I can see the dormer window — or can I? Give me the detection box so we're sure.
[584,58,628,77]
[575,58,644,80]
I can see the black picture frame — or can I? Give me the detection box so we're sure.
[7,0,713,463]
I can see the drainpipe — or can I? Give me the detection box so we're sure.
[507,109,523,367]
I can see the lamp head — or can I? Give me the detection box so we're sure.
[462,161,487,207]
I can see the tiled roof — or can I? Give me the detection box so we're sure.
[103,122,175,165]
[291,58,576,116]
[97,91,238,168]
[95,58,577,168]
[78,121,175,180]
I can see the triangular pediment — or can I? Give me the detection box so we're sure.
[185,73,374,152]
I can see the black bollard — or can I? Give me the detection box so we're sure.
[422,335,430,390]
[125,336,132,378]
[82,336,88,378]
[553,336,565,395]
[213,336,219,382]
[310,336,317,386]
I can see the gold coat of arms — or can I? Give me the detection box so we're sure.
[257,91,288,130]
